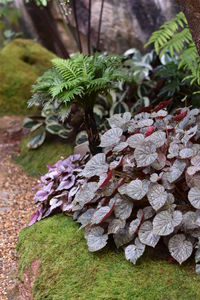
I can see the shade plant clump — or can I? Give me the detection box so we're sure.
[29,154,87,225]
[31,102,200,274]
[28,53,128,155]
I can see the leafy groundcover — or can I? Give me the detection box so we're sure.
[30,103,200,274]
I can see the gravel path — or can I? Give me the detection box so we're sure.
[0,116,36,299]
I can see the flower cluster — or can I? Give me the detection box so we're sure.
[29,154,87,226]
[70,102,200,273]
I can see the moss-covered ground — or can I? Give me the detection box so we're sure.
[16,135,73,176]
[0,38,55,115]
[18,215,200,300]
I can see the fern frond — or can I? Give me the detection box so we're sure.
[145,12,190,55]
[160,28,193,57]
[52,58,82,81]
[60,86,84,103]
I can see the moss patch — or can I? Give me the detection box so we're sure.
[16,135,73,176]
[17,215,200,300]
[0,38,55,115]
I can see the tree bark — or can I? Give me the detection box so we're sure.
[84,107,101,155]
[177,0,200,56]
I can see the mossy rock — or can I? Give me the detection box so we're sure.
[0,38,55,115]
[17,215,200,300]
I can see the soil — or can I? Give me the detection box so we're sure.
[0,116,36,300]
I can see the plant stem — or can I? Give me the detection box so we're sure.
[88,0,92,54]
[72,0,82,53]
[84,106,101,155]
[96,0,104,51]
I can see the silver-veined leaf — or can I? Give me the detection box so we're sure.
[125,238,145,264]
[153,210,182,236]
[126,179,149,200]
[114,194,133,220]
[100,127,123,147]
[147,183,167,210]
[179,148,194,159]
[72,182,98,210]
[85,227,108,252]
[91,206,112,224]
[188,187,200,209]
[146,131,166,148]
[168,234,193,264]
[166,159,186,183]
[127,134,144,148]
[134,141,158,167]
[138,221,160,247]
[81,153,108,178]
[77,208,95,228]
[108,219,125,234]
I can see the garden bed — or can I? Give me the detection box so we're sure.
[17,214,200,300]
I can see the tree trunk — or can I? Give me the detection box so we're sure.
[84,106,101,155]
[177,0,200,56]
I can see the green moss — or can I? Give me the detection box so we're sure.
[0,38,55,115]
[16,136,73,176]
[17,215,200,300]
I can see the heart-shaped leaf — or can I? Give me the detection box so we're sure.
[146,131,166,148]
[85,227,108,252]
[168,234,193,264]
[125,179,149,200]
[82,153,108,178]
[72,182,98,210]
[91,206,113,224]
[127,134,144,148]
[147,183,167,210]
[153,210,182,236]
[114,194,133,220]
[188,187,200,209]
[134,141,158,167]
[125,238,145,264]
[138,221,160,247]
[100,127,123,147]
[166,159,186,183]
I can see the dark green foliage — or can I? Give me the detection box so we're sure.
[29,54,127,112]
[145,12,200,86]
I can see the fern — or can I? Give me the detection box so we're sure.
[145,12,200,85]
[30,53,127,110]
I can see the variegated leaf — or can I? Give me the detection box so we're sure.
[85,227,108,252]
[72,182,98,210]
[114,194,133,220]
[125,238,145,264]
[82,153,108,177]
[168,234,193,264]
[138,221,160,247]
[100,127,123,147]
[147,183,167,210]
[126,179,149,200]
[153,210,182,236]
[126,134,144,148]
[134,141,158,167]
[188,187,200,209]
[146,131,166,148]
